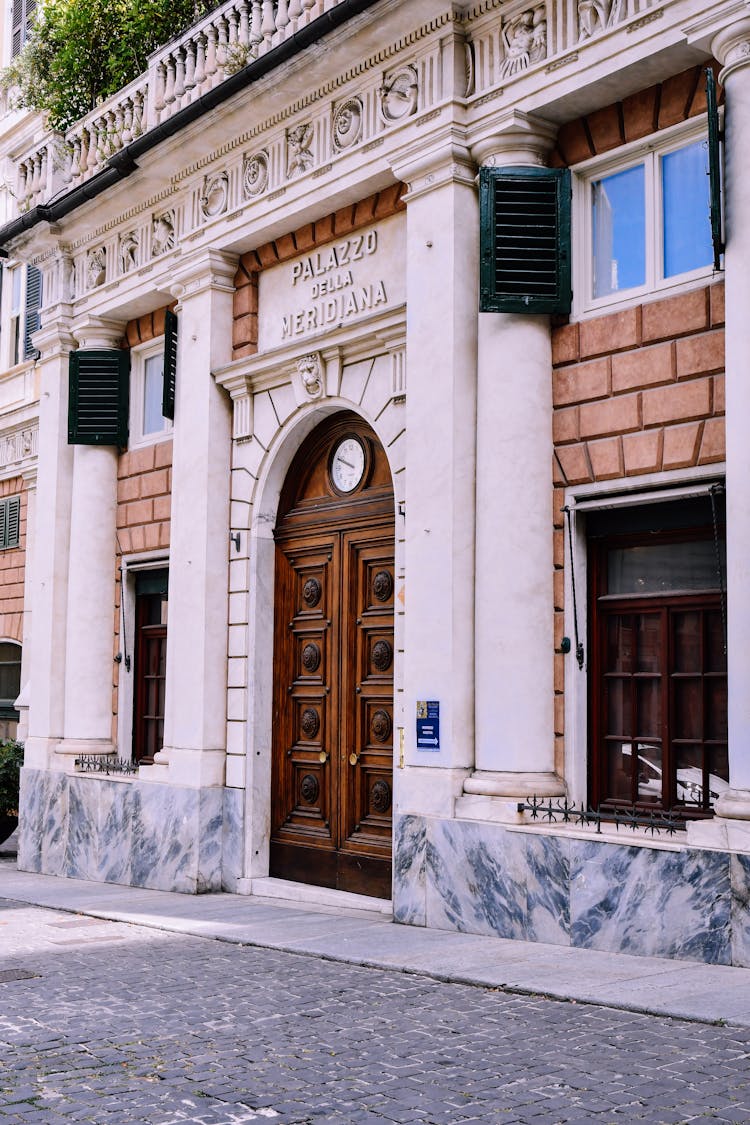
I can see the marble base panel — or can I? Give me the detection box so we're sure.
[19,768,226,894]
[221,787,245,892]
[393,814,747,966]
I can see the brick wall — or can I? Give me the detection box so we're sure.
[551,63,721,167]
[551,281,725,773]
[0,476,26,644]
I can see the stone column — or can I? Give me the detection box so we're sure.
[711,23,750,822]
[460,112,564,818]
[390,129,478,817]
[23,294,76,770]
[57,316,125,762]
[157,249,235,788]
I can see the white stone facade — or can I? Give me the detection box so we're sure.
[1,0,749,965]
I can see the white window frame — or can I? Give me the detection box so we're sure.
[129,336,172,449]
[572,118,718,318]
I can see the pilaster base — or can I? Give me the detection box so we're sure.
[715,789,750,821]
[394,766,471,818]
[55,738,114,772]
[462,770,565,798]
[23,736,64,770]
[163,746,226,788]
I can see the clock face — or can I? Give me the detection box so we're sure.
[330,436,366,493]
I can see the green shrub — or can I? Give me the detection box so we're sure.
[1,0,218,131]
[0,740,23,817]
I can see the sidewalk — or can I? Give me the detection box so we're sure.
[1,848,749,1029]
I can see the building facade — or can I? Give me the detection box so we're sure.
[2,0,749,965]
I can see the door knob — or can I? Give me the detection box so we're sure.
[349,752,359,766]
[319,751,328,763]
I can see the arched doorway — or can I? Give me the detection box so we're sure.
[270,411,395,899]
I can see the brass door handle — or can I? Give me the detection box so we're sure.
[319,751,329,763]
[349,753,359,766]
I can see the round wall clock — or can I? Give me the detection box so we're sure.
[330,435,366,493]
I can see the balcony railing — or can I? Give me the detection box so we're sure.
[14,0,347,213]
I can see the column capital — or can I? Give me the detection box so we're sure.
[389,125,476,203]
[169,247,238,303]
[712,18,750,82]
[469,109,557,169]
[71,314,126,350]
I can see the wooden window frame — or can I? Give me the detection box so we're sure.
[588,524,727,819]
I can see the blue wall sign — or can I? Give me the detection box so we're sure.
[416,700,440,751]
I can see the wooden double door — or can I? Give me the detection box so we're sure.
[270,414,394,899]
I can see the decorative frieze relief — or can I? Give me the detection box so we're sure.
[152,210,176,257]
[200,172,229,219]
[87,247,107,288]
[287,123,315,179]
[118,231,140,274]
[379,65,419,124]
[578,0,624,40]
[0,426,38,471]
[243,151,269,198]
[499,7,547,79]
[333,98,363,152]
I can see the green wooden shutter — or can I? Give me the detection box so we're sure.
[706,68,724,273]
[23,265,42,360]
[162,309,178,421]
[6,497,20,549]
[480,166,572,315]
[0,497,20,550]
[68,349,130,446]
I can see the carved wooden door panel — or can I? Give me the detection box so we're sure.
[270,412,394,899]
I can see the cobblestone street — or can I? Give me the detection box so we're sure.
[0,896,747,1125]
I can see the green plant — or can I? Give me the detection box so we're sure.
[1,0,218,132]
[0,740,23,817]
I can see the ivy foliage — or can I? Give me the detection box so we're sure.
[1,0,217,131]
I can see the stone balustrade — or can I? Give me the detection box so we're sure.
[13,0,348,212]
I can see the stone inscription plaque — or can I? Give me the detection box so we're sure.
[258,214,405,350]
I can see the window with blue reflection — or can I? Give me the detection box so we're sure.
[592,164,646,298]
[143,353,165,436]
[662,140,712,278]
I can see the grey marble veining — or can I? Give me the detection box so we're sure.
[18,768,68,876]
[425,820,570,946]
[393,814,426,926]
[18,769,226,894]
[731,853,750,968]
[570,841,731,964]
[221,787,245,892]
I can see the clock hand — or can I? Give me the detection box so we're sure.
[338,457,355,469]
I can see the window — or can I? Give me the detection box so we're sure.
[130,338,173,447]
[0,642,21,721]
[578,127,714,311]
[588,496,728,818]
[0,497,21,551]
[8,264,42,365]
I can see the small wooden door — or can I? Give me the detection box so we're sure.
[270,413,395,898]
